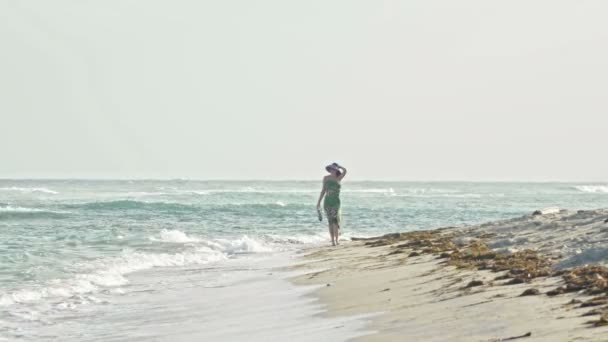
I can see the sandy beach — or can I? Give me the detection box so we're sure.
[291,209,608,341]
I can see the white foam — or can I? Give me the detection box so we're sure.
[0,247,226,308]
[275,201,286,207]
[0,206,46,213]
[151,229,201,243]
[150,229,276,254]
[175,188,396,195]
[535,207,561,215]
[173,189,210,195]
[215,236,274,253]
[264,233,328,245]
[124,191,166,197]
[0,206,68,214]
[345,188,395,194]
[7,252,375,341]
[575,185,608,193]
[0,233,280,308]
[0,187,58,194]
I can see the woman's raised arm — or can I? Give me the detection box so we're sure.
[338,165,347,180]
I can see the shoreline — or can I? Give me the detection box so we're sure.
[290,209,608,341]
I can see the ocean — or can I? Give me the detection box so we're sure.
[1,180,608,341]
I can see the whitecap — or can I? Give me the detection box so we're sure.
[0,205,69,214]
[150,229,201,243]
[0,187,58,194]
[575,185,608,194]
[0,206,46,213]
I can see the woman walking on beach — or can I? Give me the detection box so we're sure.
[317,163,347,246]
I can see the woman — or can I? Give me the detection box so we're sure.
[317,163,347,246]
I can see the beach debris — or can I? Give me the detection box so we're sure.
[326,283,332,287]
[447,243,553,285]
[466,280,484,288]
[387,250,405,256]
[352,233,402,241]
[546,288,564,296]
[582,308,606,317]
[409,252,421,257]
[506,278,526,285]
[365,239,394,247]
[380,288,390,292]
[363,231,460,255]
[548,265,608,297]
[592,311,608,327]
[520,288,540,296]
[463,300,493,307]
[604,218,608,224]
[453,236,479,247]
[580,297,608,307]
[546,265,608,326]
[501,332,532,341]
[487,332,532,341]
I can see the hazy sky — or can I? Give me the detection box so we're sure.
[1,1,607,181]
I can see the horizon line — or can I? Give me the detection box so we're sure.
[0,178,606,183]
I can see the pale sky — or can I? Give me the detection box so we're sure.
[1,1,607,181]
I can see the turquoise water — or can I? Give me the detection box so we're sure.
[1,180,608,340]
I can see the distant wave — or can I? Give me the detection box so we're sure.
[346,188,395,194]
[0,205,47,213]
[66,200,300,214]
[0,187,58,194]
[0,205,69,217]
[574,185,608,194]
[389,193,501,198]
[123,191,167,197]
[180,188,317,195]
[73,200,195,211]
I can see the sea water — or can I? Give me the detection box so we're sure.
[1,180,608,341]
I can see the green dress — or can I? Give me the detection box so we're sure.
[324,179,342,225]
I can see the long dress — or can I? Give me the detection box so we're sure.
[323,179,341,226]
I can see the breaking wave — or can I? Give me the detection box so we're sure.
[72,200,194,211]
[0,205,69,218]
[0,232,277,308]
[575,185,608,194]
[0,187,58,195]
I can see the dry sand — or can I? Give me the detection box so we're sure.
[291,209,608,341]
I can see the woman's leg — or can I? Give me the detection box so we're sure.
[333,224,340,245]
[334,223,340,245]
[328,222,335,246]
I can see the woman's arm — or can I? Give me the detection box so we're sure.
[338,165,347,180]
[317,179,327,208]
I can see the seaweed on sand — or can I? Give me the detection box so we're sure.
[547,266,608,297]
[447,243,553,283]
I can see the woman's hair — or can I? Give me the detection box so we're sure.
[326,164,341,176]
